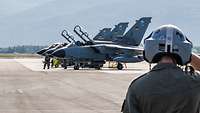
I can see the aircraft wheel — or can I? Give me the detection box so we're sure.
[74,65,79,70]
[64,66,67,69]
[55,64,59,68]
[117,63,123,70]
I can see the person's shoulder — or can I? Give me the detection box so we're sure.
[190,71,200,80]
[184,71,200,88]
[129,73,149,88]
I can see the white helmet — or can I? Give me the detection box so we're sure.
[143,25,193,65]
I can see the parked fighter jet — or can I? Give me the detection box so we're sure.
[37,21,130,56]
[36,30,74,56]
[42,24,130,56]
[36,26,116,56]
[43,30,76,56]
[36,43,62,56]
[93,22,129,41]
[93,28,112,41]
[52,17,152,70]
[74,17,151,46]
[74,23,129,45]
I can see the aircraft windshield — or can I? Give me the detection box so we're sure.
[56,43,68,49]
[49,44,59,49]
[66,43,74,48]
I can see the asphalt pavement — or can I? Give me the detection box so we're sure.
[0,59,148,113]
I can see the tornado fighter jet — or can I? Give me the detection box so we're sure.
[43,30,76,56]
[43,22,130,56]
[93,22,129,41]
[36,26,117,56]
[80,17,151,46]
[37,21,130,56]
[72,22,129,46]
[36,43,62,56]
[36,31,73,56]
[52,17,152,70]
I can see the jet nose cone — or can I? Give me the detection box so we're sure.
[51,49,65,58]
[46,50,54,55]
[36,49,46,55]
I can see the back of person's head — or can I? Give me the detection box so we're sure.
[143,24,193,65]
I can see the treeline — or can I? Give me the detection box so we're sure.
[0,45,47,54]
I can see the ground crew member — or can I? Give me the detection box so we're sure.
[121,25,200,113]
[43,55,50,69]
[51,59,54,68]
[53,58,60,68]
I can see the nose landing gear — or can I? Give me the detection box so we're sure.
[117,62,124,70]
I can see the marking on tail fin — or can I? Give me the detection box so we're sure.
[119,17,152,46]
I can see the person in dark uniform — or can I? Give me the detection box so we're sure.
[43,55,51,69]
[122,25,200,113]
[51,59,54,68]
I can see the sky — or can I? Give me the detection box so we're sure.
[0,0,200,47]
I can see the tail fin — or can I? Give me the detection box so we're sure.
[120,17,152,46]
[111,22,129,38]
[93,28,112,41]
[93,22,128,41]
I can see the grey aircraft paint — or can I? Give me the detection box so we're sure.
[51,17,152,66]
[114,17,152,46]
[93,22,129,41]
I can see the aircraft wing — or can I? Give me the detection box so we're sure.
[91,44,144,55]
[90,44,144,63]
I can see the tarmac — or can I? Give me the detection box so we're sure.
[0,58,149,113]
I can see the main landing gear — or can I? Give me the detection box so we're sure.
[74,64,80,70]
[117,62,124,70]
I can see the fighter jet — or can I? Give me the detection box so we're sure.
[74,17,151,46]
[93,22,129,41]
[43,30,76,56]
[93,28,112,41]
[36,26,116,56]
[36,29,74,56]
[52,17,152,70]
[37,21,130,56]
[43,22,131,56]
[36,43,62,56]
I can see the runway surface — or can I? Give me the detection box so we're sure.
[0,58,148,113]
